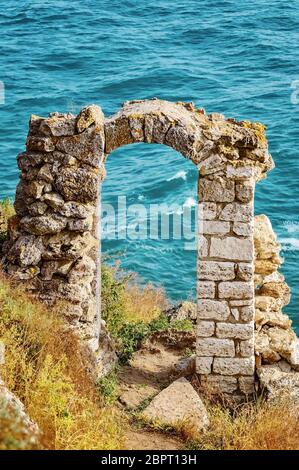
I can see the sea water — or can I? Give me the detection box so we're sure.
[0,1,298,329]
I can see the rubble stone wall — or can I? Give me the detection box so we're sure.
[1,99,274,389]
[1,105,106,375]
[254,215,298,369]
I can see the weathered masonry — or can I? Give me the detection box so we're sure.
[1,99,274,393]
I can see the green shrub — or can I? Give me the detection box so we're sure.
[116,322,150,364]
[111,313,193,364]
[97,368,119,405]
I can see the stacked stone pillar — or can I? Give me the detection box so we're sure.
[196,166,256,396]
[2,105,106,374]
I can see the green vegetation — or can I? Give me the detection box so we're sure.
[0,199,14,251]
[102,263,192,363]
[97,368,120,405]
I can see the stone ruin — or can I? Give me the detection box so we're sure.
[1,98,282,396]
[254,215,299,400]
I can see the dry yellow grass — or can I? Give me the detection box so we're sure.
[0,199,15,247]
[0,276,124,450]
[0,199,14,223]
[191,399,299,450]
[124,283,169,323]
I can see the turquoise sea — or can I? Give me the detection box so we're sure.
[0,1,298,329]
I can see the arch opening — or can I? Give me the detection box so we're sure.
[102,141,198,302]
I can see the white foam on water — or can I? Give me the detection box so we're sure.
[183,197,197,208]
[167,170,187,181]
[284,221,299,234]
[280,237,299,251]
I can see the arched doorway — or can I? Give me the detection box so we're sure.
[3,99,273,395]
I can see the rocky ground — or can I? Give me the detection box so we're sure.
[118,329,196,450]
[118,329,195,410]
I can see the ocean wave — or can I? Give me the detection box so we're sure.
[283,221,299,234]
[183,197,197,208]
[280,238,299,251]
[167,170,187,181]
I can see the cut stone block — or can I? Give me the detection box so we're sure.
[219,202,253,222]
[199,177,235,202]
[198,202,217,220]
[142,378,209,434]
[233,221,254,236]
[203,375,238,394]
[198,299,230,321]
[235,181,254,202]
[197,321,215,337]
[197,281,215,299]
[198,261,235,281]
[236,263,253,281]
[198,235,209,257]
[238,376,255,395]
[239,338,254,357]
[213,357,255,376]
[201,220,230,235]
[239,305,255,322]
[218,281,254,300]
[230,300,253,307]
[216,322,254,340]
[197,337,235,357]
[196,356,213,374]
[227,165,254,179]
[210,237,253,261]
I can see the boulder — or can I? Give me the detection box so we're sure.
[254,215,281,263]
[257,365,299,402]
[258,282,291,306]
[165,301,197,323]
[255,330,281,363]
[0,344,39,449]
[255,308,292,330]
[142,377,209,434]
[0,379,39,445]
[255,327,298,364]
[267,327,297,362]
[289,337,299,370]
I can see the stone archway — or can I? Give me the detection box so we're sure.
[1,99,273,393]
